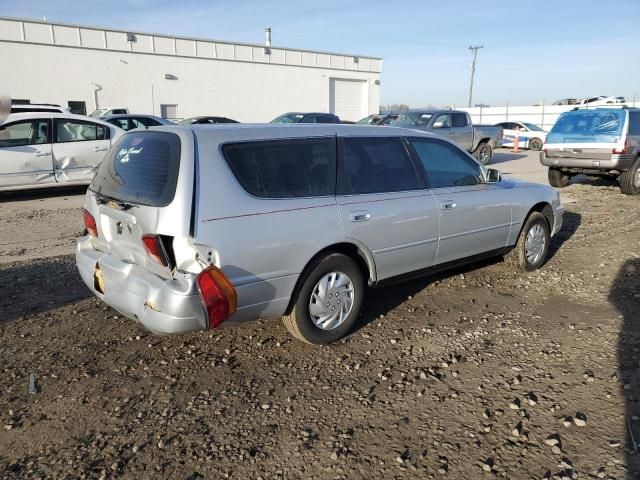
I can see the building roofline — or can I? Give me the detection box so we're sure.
[0,16,383,61]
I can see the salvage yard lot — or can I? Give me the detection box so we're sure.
[1,150,639,479]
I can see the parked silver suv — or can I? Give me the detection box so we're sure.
[541,107,640,195]
[76,125,563,344]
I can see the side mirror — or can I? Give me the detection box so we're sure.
[486,168,501,183]
[432,121,445,129]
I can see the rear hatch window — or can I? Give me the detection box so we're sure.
[547,109,625,144]
[90,131,181,206]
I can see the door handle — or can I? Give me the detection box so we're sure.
[350,211,371,222]
[93,146,108,152]
[440,201,456,210]
[33,151,51,157]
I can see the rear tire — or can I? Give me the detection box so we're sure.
[283,253,364,344]
[619,158,640,195]
[548,168,571,188]
[506,212,551,272]
[529,137,543,151]
[474,142,492,165]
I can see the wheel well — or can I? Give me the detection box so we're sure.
[475,138,491,149]
[284,243,374,315]
[528,202,553,230]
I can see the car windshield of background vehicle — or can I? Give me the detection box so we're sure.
[522,123,545,131]
[391,112,432,127]
[270,113,305,124]
[356,115,379,125]
[547,109,625,144]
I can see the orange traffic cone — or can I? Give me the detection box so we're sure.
[512,135,520,153]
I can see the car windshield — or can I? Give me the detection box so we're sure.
[391,112,432,127]
[356,115,381,125]
[522,123,545,131]
[89,108,108,117]
[177,118,194,125]
[270,113,305,124]
[547,109,625,144]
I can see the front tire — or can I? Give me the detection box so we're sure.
[619,158,640,195]
[548,168,571,188]
[283,253,364,344]
[506,212,551,272]
[529,137,543,151]
[474,142,492,165]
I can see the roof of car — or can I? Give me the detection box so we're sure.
[4,112,120,127]
[12,104,64,109]
[281,112,338,116]
[102,113,159,118]
[143,123,441,143]
[406,109,465,115]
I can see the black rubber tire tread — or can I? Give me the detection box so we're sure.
[548,168,571,188]
[529,138,543,151]
[619,158,640,195]
[474,142,492,165]
[505,211,551,273]
[282,253,364,345]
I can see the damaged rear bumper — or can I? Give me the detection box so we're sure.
[76,236,207,334]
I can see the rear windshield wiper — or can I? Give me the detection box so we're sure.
[95,193,134,211]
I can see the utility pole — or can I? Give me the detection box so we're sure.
[468,45,483,107]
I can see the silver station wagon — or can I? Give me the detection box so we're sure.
[76,125,564,344]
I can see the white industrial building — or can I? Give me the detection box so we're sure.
[0,17,382,122]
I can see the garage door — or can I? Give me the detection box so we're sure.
[329,78,367,122]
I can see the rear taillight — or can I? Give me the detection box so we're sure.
[141,234,169,267]
[613,138,629,154]
[196,266,237,329]
[83,209,97,237]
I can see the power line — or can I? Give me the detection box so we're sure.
[468,45,483,107]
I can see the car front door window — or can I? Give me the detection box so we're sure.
[0,119,50,148]
[409,137,482,188]
[433,114,451,128]
[408,136,511,265]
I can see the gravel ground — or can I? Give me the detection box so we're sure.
[1,178,639,479]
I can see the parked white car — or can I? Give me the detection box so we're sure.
[578,96,626,106]
[0,113,124,191]
[89,106,129,117]
[10,104,70,114]
[495,121,547,151]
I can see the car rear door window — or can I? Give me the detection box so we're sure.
[55,119,108,142]
[628,112,640,136]
[89,131,181,207]
[451,113,469,127]
[339,137,421,194]
[409,137,483,188]
[0,119,51,148]
[223,138,336,198]
[316,115,338,124]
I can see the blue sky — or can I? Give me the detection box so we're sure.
[2,0,639,107]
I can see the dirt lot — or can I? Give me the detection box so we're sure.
[1,154,639,479]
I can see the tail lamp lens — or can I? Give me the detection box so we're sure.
[196,266,237,329]
[141,234,169,267]
[613,138,629,154]
[83,209,98,237]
